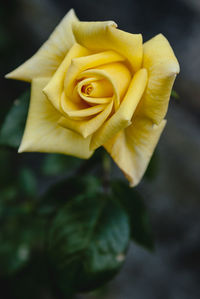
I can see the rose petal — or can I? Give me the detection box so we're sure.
[18,78,93,159]
[62,102,106,118]
[43,43,90,111]
[5,9,78,81]
[137,34,180,125]
[104,35,179,186]
[90,68,148,150]
[78,78,113,98]
[58,100,113,138]
[77,78,112,104]
[64,50,125,97]
[72,20,143,72]
[79,62,132,110]
[105,118,166,187]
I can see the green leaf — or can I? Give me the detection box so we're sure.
[0,185,17,203]
[0,242,30,276]
[39,176,102,216]
[0,206,47,276]
[0,90,29,148]
[111,180,155,251]
[18,167,37,198]
[1,253,57,299]
[0,148,13,187]
[171,89,180,100]
[42,146,106,178]
[48,194,130,295]
[42,154,82,176]
[0,216,31,276]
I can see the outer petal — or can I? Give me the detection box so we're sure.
[6,9,78,82]
[90,68,148,150]
[105,118,166,187]
[43,43,90,111]
[72,21,143,72]
[19,78,93,159]
[105,35,180,186]
[137,34,180,124]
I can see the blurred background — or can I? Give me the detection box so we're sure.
[0,0,200,298]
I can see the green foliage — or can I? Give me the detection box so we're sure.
[0,90,29,148]
[0,25,11,51]
[39,176,101,217]
[0,89,157,297]
[18,167,37,198]
[0,148,14,188]
[0,241,30,276]
[48,193,130,295]
[0,254,55,299]
[112,180,155,251]
[0,201,46,276]
[171,89,180,100]
[0,150,44,278]
[42,153,82,176]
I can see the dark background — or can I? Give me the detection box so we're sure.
[1,0,200,298]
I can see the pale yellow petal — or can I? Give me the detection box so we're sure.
[19,78,93,159]
[78,78,113,98]
[58,100,113,138]
[78,62,132,110]
[6,9,78,82]
[77,78,112,104]
[64,50,125,97]
[72,21,143,72]
[43,43,91,111]
[105,118,166,187]
[90,68,148,150]
[137,34,180,124]
[78,95,112,105]
[63,103,106,118]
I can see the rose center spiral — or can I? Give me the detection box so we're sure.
[82,84,93,95]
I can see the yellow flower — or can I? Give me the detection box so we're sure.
[6,9,179,186]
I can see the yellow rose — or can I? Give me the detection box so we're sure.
[6,9,179,186]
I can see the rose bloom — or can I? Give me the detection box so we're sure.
[6,9,179,186]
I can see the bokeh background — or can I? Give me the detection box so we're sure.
[0,0,200,298]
